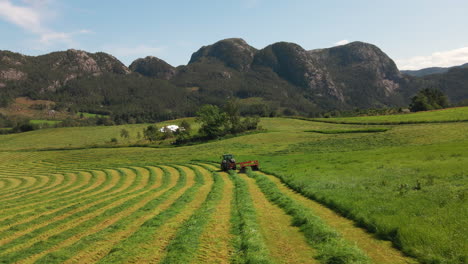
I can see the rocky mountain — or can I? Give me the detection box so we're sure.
[188,38,257,71]
[129,56,175,80]
[402,63,468,77]
[1,38,467,120]
[0,49,130,93]
[170,39,408,111]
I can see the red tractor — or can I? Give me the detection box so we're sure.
[220,154,237,171]
[220,154,259,172]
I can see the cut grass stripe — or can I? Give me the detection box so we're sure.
[0,166,156,263]
[0,168,145,256]
[192,165,235,264]
[0,174,63,201]
[159,165,224,264]
[229,170,273,264]
[97,165,205,264]
[0,168,132,217]
[240,173,317,264]
[0,172,90,212]
[122,165,213,264]
[0,170,121,231]
[31,166,179,264]
[246,169,370,264]
[255,171,417,264]
[0,171,110,230]
[0,173,56,198]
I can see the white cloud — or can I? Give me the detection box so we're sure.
[0,0,43,33]
[102,44,165,58]
[396,46,468,70]
[334,39,350,46]
[0,0,89,48]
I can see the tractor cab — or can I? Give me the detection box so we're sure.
[220,154,237,171]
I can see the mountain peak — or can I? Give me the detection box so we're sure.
[129,56,175,80]
[188,38,256,71]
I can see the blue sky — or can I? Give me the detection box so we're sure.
[1,0,468,70]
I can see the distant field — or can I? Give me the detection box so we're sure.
[306,127,389,134]
[77,112,108,118]
[0,117,466,263]
[30,119,62,125]
[0,118,199,151]
[309,107,468,124]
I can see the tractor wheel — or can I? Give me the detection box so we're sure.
[253,165,259,171]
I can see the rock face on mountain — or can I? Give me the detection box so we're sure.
[129,56,175,80]
[0,49,130,92]
[252,42,342,102]
[307,42,405,107]
[175,39,407,109]
[2,38,466,117]
[189,38,257,71]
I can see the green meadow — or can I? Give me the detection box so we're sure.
[0,108,466,263]
[310,107,468,124]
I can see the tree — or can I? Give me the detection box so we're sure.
[195,105,227,139]
[224,99,242,133]
[120,128,130,140]
[179,120,191,134]
[410,88,449,112]
[143,125,161,142]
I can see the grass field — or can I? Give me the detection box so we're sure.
[29,120,62,126]
[0,110,466,263]
[308,107,468,124]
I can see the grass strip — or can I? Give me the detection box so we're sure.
[0,173,67,202]
[0,168,146,260]
[246,169,370,264]
[305,128,389,134]
[97,165,204,264]
[0,171,92,211]
[160,165,224,264]
[0,173,52,201]
[32,166,177,263]
[229,170,273,264]
[0,169,123,230]
[0,172,62,197]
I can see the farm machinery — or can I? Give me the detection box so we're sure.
[220,154,259,172]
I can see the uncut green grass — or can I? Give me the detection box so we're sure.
[246,169,369,264]
[30,120,62,125]
[0,114,466,263]
[0,117,200,151]
[309,106,468,124]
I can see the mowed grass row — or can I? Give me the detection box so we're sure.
[253,170,417,264]
[228,170,273,264]
[0,166,171,263]
[32,166,183,264]
[0,170,124,237]
[96,165,207,263]
[0,169,129,230]
[0,173,67,202]
[0,168,143,239]
[245,168,369,263]
[0,169,146,255]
